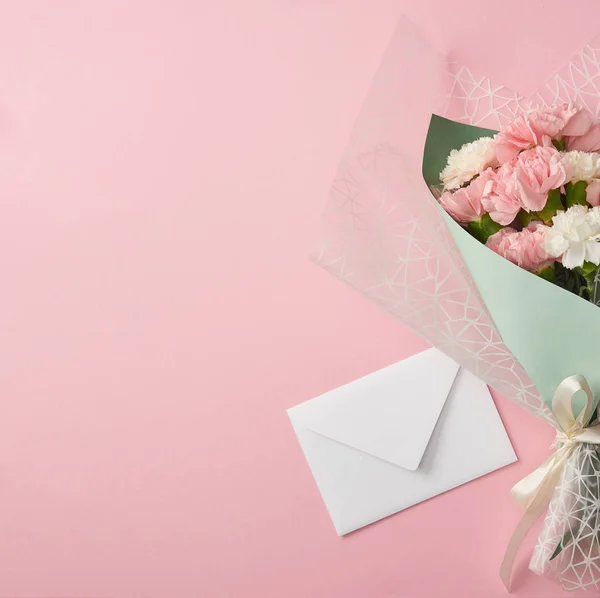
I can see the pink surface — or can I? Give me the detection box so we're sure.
[0,2,598,597]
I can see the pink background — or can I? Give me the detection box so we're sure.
[0,1,599,597]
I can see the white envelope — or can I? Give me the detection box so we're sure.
[287,349,517,535]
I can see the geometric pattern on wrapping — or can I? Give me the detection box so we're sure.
[534,42,600,117]
[530,444,600,591]
[442,62,529,129]
[315,144,551,423]
[443,34,600,130]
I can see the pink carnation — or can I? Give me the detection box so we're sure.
[438,169,494,223]
[485,222,554,272]
[494,115,539,164]
[485,226,517,253]
[496,104,594,163]
[481,163,521,225]
[532,104,592,140]
[511,146,572,212]
[482,147,570,225]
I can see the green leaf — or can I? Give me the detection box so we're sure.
[466,213,503,244]
[518,210,536,227]
[565,180,588,208]
[554,262,589,298]
[537,264,555,283]
[537,188,564,223]
[574,262,598,299]
[550,530,573,561]
[552,138,566,151]
[518,189,564,226]
[577,261,597,281]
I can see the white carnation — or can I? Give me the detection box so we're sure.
[561,151,600,181]
[544,204,600,269]
[440,137,498,190]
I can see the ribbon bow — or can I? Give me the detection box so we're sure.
[500,375,600,591]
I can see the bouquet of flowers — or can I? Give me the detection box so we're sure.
[435,106,600,305]
[316,18,600,591]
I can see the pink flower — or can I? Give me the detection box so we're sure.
[532,104,592,140]
[495,115,539,164]
[587,180,600,207]
[485,222,554,272]
[481,163,522,225]
[566,123,600,152]
[481,148,570,225]
[512,146,572,212]
[438,169,494,223]
[485,226,517,252]
[496,105,594,163]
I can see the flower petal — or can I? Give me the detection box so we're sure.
[561,109,594,137]
[585,240,600,266]
[587,180,600,207]
[567,124,600,152]
[562,242,586,269]
[544,234,569,257]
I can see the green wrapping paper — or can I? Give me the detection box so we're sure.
[424,115,600,413]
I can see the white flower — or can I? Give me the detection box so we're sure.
[561,150,600,181]
[440,137,498,190]
[544,204,600,268]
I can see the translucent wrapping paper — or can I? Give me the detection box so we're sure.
[315,18,600,590]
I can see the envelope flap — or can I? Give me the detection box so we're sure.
[288,349,460,471]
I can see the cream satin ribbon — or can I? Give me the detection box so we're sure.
[500,375,600,591]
